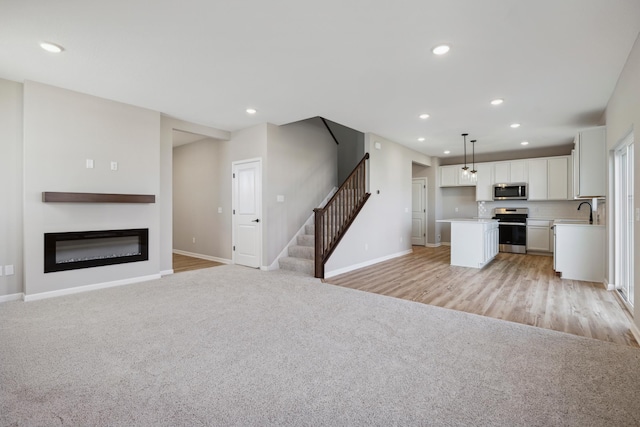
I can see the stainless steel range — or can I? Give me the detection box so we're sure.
[492,208,528,254]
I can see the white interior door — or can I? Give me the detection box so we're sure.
[411,178,427,246]
[232,159,262,268]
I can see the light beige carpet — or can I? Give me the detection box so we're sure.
[1,265,639,426]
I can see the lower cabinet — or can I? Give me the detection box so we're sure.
[449,220,499,268]
[527,220,552,252]
[554,224,605,282]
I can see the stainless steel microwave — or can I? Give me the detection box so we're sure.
[493,183,528,200]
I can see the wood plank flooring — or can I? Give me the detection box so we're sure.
[172,253,224,273]
[324,246,639,348]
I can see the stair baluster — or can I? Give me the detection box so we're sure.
[313,153,370,278]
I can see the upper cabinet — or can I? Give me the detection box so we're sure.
[573,126,606,198]
[442,156,572,202]
[475,163,493,201]
[493,160,528,184]
[527,156,570,201]
[439,164,477,187]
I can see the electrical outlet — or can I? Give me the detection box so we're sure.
[192,237,196,243]
[4,265,14,276]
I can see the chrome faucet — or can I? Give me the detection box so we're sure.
[577,201,593,224]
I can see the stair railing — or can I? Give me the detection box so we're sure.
[314,152,370,278]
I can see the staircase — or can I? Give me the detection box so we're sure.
[278,224,315,275]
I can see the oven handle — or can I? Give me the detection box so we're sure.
[498,222,527,226]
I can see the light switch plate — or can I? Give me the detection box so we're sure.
[218,207,222,213]
[4,265,14,276]
[110,161,118,171]
[86,159,94,169]
[277,195,285,202]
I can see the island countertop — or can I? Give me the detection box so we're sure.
[437,218,498,223]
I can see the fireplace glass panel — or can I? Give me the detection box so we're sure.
[44,229,148,273]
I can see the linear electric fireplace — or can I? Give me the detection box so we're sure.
[44,229,149,273]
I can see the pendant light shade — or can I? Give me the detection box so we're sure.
[461,133,469,175]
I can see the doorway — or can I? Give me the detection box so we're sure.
[614,132,634,307]
[171,129,229,272]
[411,178,428,246]
[232,158,263,268]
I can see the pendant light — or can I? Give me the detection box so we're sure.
[470,139,477,181]
[461,133,469,175]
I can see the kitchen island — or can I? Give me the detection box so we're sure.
[437,219,499,268]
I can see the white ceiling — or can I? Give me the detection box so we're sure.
[2,1,640,158]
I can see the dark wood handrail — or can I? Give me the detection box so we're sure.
[313,153,370,278]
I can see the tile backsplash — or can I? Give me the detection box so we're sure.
[479,199,606,224]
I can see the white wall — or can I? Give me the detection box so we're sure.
[23,82,161,296]
[0,79,23,297]
[173,138,229,260]
[266,118,337,265]
[439,187,479,242]
[605,32,640,328]
[159,116,230,273]
[325,134,431,276]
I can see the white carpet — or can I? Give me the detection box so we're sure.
[1,265,639,426]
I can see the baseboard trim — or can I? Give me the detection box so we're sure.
[160,269,174,276]
[172,249,231,265]
[425,243,442,248]
[0,293,24,303]
[441,242,451,246]
[604,278,615,291]
[23,274,161,302]
[325,249,413,279]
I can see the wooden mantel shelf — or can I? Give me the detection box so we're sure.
[42,192,156,204]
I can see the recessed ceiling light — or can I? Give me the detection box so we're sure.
[444,150,451,154]
[418,137,425,142]
[432,45,450,55]
[490,99,504,105]
[521,141,529,145]
[246,108,257,114]
[419,113,430,119]
[40,42,64,53]
[510,123,521,128]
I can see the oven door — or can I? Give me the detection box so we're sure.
[498,222,527,254]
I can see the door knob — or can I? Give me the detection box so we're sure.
[252,219,260,223]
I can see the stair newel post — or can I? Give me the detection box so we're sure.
[313,207,323,278]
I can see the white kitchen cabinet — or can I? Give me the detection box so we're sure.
[510,160,528,183]
[527,219,551,252]
[573,126,606,198]
[494,162,510,183]
[528,159,548,200]
[439,164,477,187]
[547,157,569,199]
[554,224,605,282]
[475,162,493,201]
[527,156,570,200]
[439,219,498,268]
[493,160,527,184]
[440,165,458,187]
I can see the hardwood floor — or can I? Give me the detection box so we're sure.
[172,253,224,273]
[324,246,639,348]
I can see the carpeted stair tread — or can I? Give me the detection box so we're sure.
[288,245,314,260]
[279,256,314,275]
